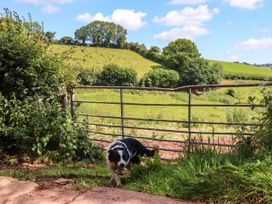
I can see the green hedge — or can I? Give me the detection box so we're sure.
[98,64,137,86]
[140,68,180,88]
[224,72,272,81]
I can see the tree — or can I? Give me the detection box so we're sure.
[45,31,56,42]
[74,26,89,44]
[78,21,127,48]
[162,38,222,85]
[146,46,163,62]
[163,38,201,70]
[59,36,73,45]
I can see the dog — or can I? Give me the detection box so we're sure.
[107,138,158,186]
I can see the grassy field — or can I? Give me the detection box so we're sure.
[75,81,267,143]
[49,44,164,79]
[49,44,272,80]
[209,59,272,79]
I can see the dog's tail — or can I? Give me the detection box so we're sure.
[144,145,159,157]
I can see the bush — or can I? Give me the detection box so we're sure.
[140,68,180,88]
[0,9,103,163]
[180,58,222,85]
[98,64,137,86]
[77,68,99,85]
[0,96,104,162]
[0,9,64,100]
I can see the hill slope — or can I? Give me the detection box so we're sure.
[209,60,272,79]
[50,44,272,80]
[49,44,164,78]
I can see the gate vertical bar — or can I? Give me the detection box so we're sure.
[70,89,76,121]
[120,88,125,139]
[187,88,192,152]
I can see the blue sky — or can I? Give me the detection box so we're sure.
[1,0,272,64]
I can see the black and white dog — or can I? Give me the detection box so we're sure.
[107,138,158,186]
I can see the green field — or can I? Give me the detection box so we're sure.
[50,44,164,79]
[209,59,272,79]
[50,44,272,80]
[75,83,267,142]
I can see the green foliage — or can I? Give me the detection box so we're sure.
[162,39,222,85]
[224,71,272,81]
[179,58,222,85]
[74,26,89,44]
[0,9,64,100]
[254,88,272,153]
[98,64,137,86]
[77,68,100,85]
[45,31,55,42]
[140,68,180,88]
[146,46,163,63]
[128,42,148,56]
[163,38,201,70]
[79,20,127,48]
[59,36,74,45]
[0,96,104,162]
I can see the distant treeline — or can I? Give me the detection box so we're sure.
[233,61,272,68]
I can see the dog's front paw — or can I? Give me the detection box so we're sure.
[116,181,121,187]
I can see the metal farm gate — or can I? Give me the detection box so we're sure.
[70,83,272,160]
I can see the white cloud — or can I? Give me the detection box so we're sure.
[154,26,209,41]
[76,9,147,30]
[42,5,61,14]
[154,5,219,42]
[111,9,146,31]
[76,13,109,23]
[234,38,272,50]
[229,55,240,62]
[170,0,208,5]
[153,5,219,27]
[15,0,73,4]
[224,0,263,9]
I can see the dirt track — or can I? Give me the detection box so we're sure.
[0,176,200,204]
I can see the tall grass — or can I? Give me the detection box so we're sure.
[124,149,272,203]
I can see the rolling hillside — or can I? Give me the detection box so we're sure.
[50,44,272,80]
[209,60,272,79]
[49,44,164,79]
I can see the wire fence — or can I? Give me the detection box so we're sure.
[71,82,272,160]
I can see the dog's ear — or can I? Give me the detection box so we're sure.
[108,149,118,162]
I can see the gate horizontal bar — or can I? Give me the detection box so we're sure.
[79,121,253,135]
[74,100,264,107]
[78,113,261,127]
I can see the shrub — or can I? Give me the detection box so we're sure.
[179,58,222,85]
[0,9,64,100]
[98,64,137,86]
[77,68,99,85]
[140,68,180,88]
[0,96,104,162]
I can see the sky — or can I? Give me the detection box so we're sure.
[0,0,272,64]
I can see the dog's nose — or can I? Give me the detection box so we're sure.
[120,163,125,167]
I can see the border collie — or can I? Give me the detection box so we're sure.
[107,138,158,186]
